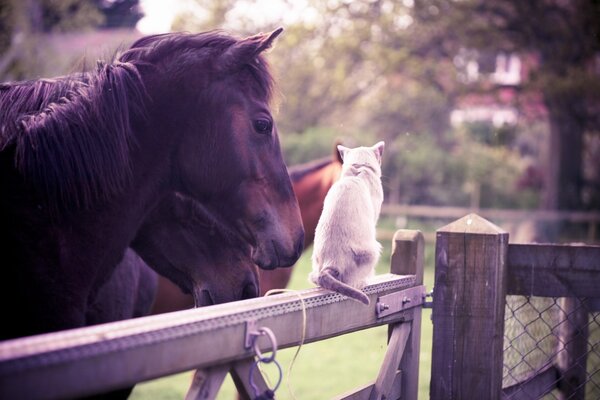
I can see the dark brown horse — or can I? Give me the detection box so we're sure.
[0,29,303,340]
[89,192,258,322]
[150,146,343,313]
[133,192,259,307]
[83,191,260,399]
[86,249,159,326]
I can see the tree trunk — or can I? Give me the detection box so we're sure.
[539,95,585,241]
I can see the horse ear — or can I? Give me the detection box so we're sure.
[337,145,350,161]
[372,141,385,163]
[218,27,284,73]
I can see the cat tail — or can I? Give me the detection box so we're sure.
[318,268,370,305]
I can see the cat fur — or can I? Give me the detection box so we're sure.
[309,141,385,305]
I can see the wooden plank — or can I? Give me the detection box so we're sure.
[507,243,600,297]
[430,214,508,400]
[501,364,559,399]
[555,298,589,400]
[185,366,229,400]
[229,358,271,400]
[369,323,411,400]
[389,229,424,400]
[589,298,600,312]
[0,273,417,400]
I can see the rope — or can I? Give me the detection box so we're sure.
[263,289,307,400]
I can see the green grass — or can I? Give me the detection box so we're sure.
[130,234,435,400]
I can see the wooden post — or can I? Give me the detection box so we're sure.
[556,297,589,400]
[185,366,229,400]
[390,229,425,400]
[342,229,425,400]
[430,214,508,400]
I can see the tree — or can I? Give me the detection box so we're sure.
[0,0,141,80]
[404,0,600,218]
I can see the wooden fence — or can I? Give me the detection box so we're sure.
[0,231,425,400]
[3,214,599,399]
[430,213,600,399]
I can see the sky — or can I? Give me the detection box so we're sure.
[136,0,318,34]
[137,0,184,34]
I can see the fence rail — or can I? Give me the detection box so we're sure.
[381,204,600,223]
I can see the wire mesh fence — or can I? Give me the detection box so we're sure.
[503,295,600,399]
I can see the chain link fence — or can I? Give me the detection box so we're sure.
[503,295,600,399]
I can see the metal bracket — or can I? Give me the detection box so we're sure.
[376,285,427,318]
[244,320,259,349]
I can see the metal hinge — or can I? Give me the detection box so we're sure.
[423,288,433,308]
[376,285,427,318]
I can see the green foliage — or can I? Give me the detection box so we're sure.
[280,127,342,166]
[384,132,468,206]
[280,126,381,166]
[461,121,517,147]
[383,122,540,208]
[40,0,104,32]
[0,2,13,54]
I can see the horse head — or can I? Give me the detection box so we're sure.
[123,28,304,270]
[132,193,259,306]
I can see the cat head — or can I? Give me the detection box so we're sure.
[337,141,385,175]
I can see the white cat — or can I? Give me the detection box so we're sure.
[309,141,385,305]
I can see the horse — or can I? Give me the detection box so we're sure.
[86,249,158,326]
[0,29,304,341]
[88,191,259,322]
[150,145,343,313]
[133,192,260,307]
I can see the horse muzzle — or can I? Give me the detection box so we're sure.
[252,230,304,270]
[192,269,260,306]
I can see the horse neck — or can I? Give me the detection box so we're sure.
[294,161,342,247]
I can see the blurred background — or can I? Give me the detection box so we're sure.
[2,0,599,243]
[1,1,599,398]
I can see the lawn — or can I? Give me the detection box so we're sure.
[130,231,435,400]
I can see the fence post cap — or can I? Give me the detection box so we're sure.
[392,229,424,243]
[436,213,507,235]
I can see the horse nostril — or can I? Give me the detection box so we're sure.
[242,282,258,300]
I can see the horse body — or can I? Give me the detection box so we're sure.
[87,249,158,326]
[0,29,303,340]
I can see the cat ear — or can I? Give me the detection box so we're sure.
[337,145,350,161]
[372,141,385,163]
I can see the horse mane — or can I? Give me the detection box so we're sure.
[0,31,274,215]
[120,31,275,100]
[0,62,145,214]
[288,157,335,183]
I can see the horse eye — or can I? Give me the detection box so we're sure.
[253,119,272,134]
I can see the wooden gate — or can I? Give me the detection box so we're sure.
[0,231,425,400]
